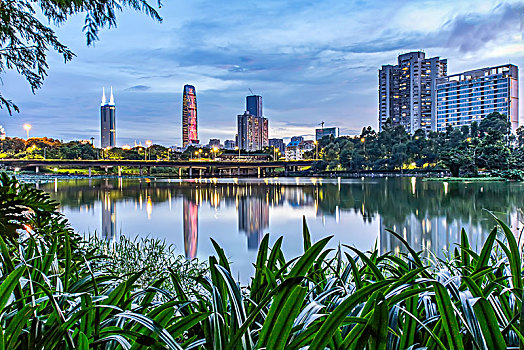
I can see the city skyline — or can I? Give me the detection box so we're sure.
[0,1,523,145]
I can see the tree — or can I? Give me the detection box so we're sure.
[1,0,162,114]
[439,148,474,177]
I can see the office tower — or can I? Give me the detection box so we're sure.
[269,138,285,153]
[0,125,5,140]
[290,136,304,143]
[100,87,116,148]
[224,140,236,149]
[315,127,339,140]
[436,64,519,132]
[237,95,268,151]
[182,85,199,147]
[208,138,221,148]
[379,52,447,133]
[246,95,263,116]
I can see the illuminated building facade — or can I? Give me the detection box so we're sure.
[237,94,268,152]
[436,64,519,132]
[100,87,116,148]
[379,52,447,133]
[182,85,199,147]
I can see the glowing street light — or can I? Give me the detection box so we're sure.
[314,140,318,160]
[23,124,32,139]
[212,147,218,161]
[145,140,152,160]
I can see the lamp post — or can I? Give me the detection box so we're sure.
[23,124,32,139]
[212,147,218,161]
[314,141,318,160]
[145,140,152,160]
[198,149,203,160]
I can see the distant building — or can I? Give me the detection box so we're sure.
[285,139,303,160]
[246,95,263,117]
[315,127,339,140]
[100,87,116,148]
[224,140,236,150]
[237,95,268,151]
[300,140,315,152]
[182,85,199,147]
[208,138,221,148]
[0,125,5,140]
[379,52,447,133]
[269,138,285,153]
[436,64,519,132]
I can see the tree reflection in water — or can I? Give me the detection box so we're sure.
[40,177,523,259]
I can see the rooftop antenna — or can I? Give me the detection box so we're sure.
[319,121,325,130]
[248,88,254,95]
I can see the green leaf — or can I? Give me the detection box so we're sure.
[302,215,311,252]
[472,297,506,350]
[433,282,464,350]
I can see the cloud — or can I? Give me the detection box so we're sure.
[125,85,151,91]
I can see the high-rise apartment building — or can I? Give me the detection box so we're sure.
[182,85,199,147]
[436,64,519,132]
[379,52,447,133]
[237,95,268,151]
[100,87,116,148]
[246,95,263,117]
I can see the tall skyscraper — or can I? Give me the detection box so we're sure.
[182,85,199,147]
[436,64,519,132]
[100,87,116,148]
[379,52,447,133]
[237,95,268,151]
[246,95,263,117]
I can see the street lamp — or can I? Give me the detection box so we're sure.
[212,147,218,161]
[198,149,203,160]
[235,146,240,160]
[314,140,318,160]
[145,140,152,160]
[23,124,32,139]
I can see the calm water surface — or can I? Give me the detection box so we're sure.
[38,177,524,280]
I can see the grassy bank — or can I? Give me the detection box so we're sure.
[423,176,508,182]
[1,172,523,349]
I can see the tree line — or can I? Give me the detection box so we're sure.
[312,112,524,177]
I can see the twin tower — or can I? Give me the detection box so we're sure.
[100,86,195,149]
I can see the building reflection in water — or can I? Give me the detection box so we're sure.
[101,190,116,239]
[42,177,524,261]
[238,194,269,250]
[183,198,199,259]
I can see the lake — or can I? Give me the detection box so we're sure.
[38,177,524,280]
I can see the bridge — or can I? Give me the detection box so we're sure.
[0,159,315,177]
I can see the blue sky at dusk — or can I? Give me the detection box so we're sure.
[1,0,523,146]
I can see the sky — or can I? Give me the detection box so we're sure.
[1,0,523,147]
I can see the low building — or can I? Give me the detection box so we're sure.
[269,138,285,153]
[209,138,221,148]
[224,140,236,150]
[315,127,339,141]
[285,139,303,160]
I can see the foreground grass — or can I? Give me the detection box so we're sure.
[1,172,523,349]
